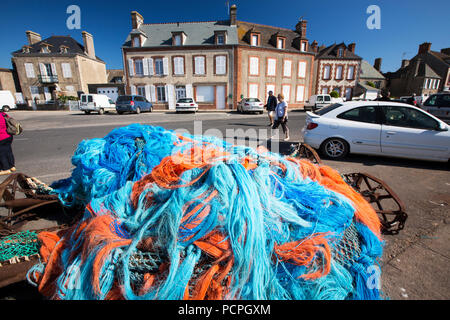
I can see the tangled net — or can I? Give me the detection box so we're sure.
[0,231,39,262]
[26,124,383,300]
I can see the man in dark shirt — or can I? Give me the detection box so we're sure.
[266,91,277,126]
[376,89,391,101]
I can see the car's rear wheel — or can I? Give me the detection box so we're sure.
[2,106,10,112]
[84,110,90,115]
[117,111,123,115]
[98,108,104,115]
[320,138,349,159]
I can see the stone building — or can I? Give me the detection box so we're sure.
[385,43,450,98]
[353,58,386,100]
[11,30,107,104]
[0,68,19,95]
[122,5,315,110]
[311,42,362,100]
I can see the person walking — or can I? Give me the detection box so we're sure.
[0,111,16,175]
[271,93,290,141]
[265,90,277,126]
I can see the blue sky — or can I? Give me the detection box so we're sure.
[0,0,448,73]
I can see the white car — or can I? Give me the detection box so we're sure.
[301,101,450,162]
[0,90,17,112]
[237,98,264,114]
[80,94,115,115]
[176,98,198,113]
[304,94,344,112]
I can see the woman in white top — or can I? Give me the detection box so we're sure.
[271,93,290,141]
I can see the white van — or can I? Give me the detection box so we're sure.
[79,94,114,115]
[0,90,17,112]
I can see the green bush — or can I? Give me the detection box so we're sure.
[58,95,78,103]
[366,81,376,88]
[330,91,339,98]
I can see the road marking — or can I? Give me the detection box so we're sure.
[14,138,29,141]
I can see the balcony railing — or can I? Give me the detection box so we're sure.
[38,75,58,83]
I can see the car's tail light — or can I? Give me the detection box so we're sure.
[245,103,249,106]
[176,103,179,106]
[130,101,134,106]
[190,104,194,106]
[306,123,318,130]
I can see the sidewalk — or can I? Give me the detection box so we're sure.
[382,222,450,299]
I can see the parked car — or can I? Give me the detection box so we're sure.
[421,92,450,120]
[0,90,17,112]
[301,101,450,162]
[115,95,153,114]
[237,98,264,114]
[304,94,344,112]
[79,94,115,115]
[176,98,198,113]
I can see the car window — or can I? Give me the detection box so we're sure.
[317,96,323,102]
[437,95,450,108]
[383,106,439,130]
[135,96,144,102]
[81,95,87,103]
[88,96,93,103]
[178,98,193,103]
[337,106,378,124]
[424,95,438,106]
[315,103,342,116]
[324,96,331,102]
[117,96,132,102]
[247,98,260,102]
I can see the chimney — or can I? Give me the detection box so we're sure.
[418,42,431,54]
[310,40,318,53]
[229,4,237,26]
[374,58,382,71]
[295,19,307,38]
[131,11,144,29]
[82,31,96,59]
[348,43,356,53]
[401,59,410,68]
[26,30,41,45]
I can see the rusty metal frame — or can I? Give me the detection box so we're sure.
[291,142,323,165]
[343,172,408,235]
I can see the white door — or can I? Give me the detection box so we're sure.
[380,105,449,160]
[44,87,52,101]
[334,105,382,154]
[97,87,118,102]
[216,85,226,109]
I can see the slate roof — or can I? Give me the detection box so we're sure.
[359,60,385,80]
[12,35,104,62]
[122,20,239,47]
[316,43,361,60]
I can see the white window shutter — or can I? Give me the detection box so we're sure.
[296,85,305,102]
[167,84,175,109]
[163,57,169,75]
[148,58,154,76]
[51,63,57,76]
[144,85,151,101]
[298,61,306,78]
[282,85,290,102]
[39,63,47,76]
[130,85,137,95]
[186,84,193,99]
[164,85,168,102]
[25,63,35,78]
[128,59,134,76]
[150,85,156,102]
[284,60,291,77]
[143,58,149,76]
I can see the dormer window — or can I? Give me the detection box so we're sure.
[338,48,344,57]
[172,32,186,46]
[300,41,308,52]
[276,37,286,49]
[41,45,50,53]
[250,33,260,46]
[59,46,69,53]
[22,46,31,53]
[214,31,227,45]
[132,36,140,47]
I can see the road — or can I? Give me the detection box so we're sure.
[1,110,449,300]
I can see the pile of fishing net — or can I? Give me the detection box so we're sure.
[26,124,383,300]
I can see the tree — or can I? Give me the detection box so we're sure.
[366,81,376,88]
[330,91,339,98]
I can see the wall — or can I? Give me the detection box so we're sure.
[0,69,17,94]
[315,59,361,98]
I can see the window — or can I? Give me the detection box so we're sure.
[137,86,146,97]
[333,87,341,96]
[338,48,344,57]
[298,61,306,78]
[196,86,214,103]
[383,106,439,130]
[251,34,259,46]
[347,66,355,80]
[322,87,329,94]
[248,83,258,98]
[175,86,186,100]
[335,66,343,80]
[282,85,290,102]
[156,85,166,102]
[315,103,343,115]
[25,63,35,78]
[134,59,144,76]
[173,56,184,75]
[435,79,440,89]
[215,55,226,75]
[345,88,352,100]
[60,46,68,53]
[424,79,429,89]
[41,46,50,53]
[174,35,181,46]
[154,58,164,75]
[283,60,292,77]
[296,85,305,102]
[267,58,276,76]
[194,56,206,75]
[323,65,331,80]
[216,34,225,45]
[301,42,307,52]
[133,37,140,47]
[337,106,378,124]
[277,38,285,49]
[30,86,39,95]
[61,63,72,78]
[249,57,259,76]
